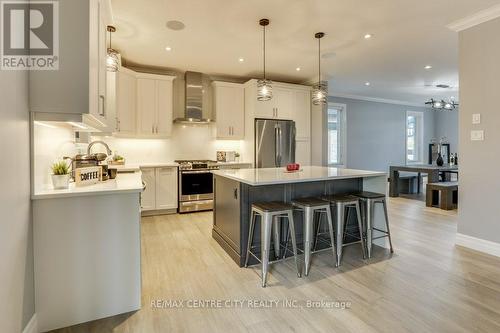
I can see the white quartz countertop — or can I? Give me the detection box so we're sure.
[32,171,144,200]
[212,166,387,186]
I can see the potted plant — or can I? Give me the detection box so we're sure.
[51,160,70,189]
[234,152,240,163]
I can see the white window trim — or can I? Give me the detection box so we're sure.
[326,102,347,168]
[405,110,424,165]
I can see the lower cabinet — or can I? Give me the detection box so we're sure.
[141,167,178,213]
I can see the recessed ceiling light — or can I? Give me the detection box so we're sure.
[166,20,185,31]
[364,34,372,39]
[425,65,432,69]
[296,67,301,71]
[238,58,244,62]
[365,82,371,86]
[165,46,172,51]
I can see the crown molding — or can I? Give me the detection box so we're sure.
[447,4,500,32]
[329,93,428,108]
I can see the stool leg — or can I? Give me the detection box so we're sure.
[272,216,281,258]
[382,199,394,253]
[325,206,337,267]
[313,211,321,251]
[355,201,367,259]
[287,211,302,277]
[282,218,290,259]
[304,207,314,276]
[366,199,373,259]
[261,213,273,287]
[244,210,256,267]
[343,206,351,241]
[335,203,344,267]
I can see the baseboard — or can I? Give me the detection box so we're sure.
[22,313,38,333]
[456,233,500,258]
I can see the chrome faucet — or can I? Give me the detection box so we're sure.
[87,140,112,155]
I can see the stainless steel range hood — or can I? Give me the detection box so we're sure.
[174,71,213,124]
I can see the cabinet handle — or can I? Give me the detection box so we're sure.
[156,125,159,133]
[116,117,120,132]
[99,95,105,117]
[233,188,238,199]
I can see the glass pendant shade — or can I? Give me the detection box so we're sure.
[106,48,119,72]
[312,81,328,105]
[257,79,273,101]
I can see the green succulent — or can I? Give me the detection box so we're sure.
[52,161,70,175]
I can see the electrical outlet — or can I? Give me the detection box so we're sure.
[472,114,481,124]
[470,130,484,141]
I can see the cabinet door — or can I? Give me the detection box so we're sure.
[141,168,156,211]
[155,167,178,210]
[254,99,275,118]
[116,70,137,135]
[97,0,107,119]
[137,78,157,135]
[156,80,173,137]
[293,89,311,139]
[215,84,244,139]
[274,87,293,120]
[295,139,311,166]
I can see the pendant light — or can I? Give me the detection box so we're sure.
[106,26,120,72]
[312,32,327,105]
[257,19,272,101]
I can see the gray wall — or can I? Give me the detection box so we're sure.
[328,97,438,172]
[457,17,500,244]
[0,71,35,330]
[435,110,459,151]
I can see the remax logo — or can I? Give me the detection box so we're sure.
[1,1,59,70]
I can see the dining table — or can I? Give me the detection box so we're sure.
[389,164,458,197]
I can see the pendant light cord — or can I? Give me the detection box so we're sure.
[263,25,266,80]
[318,37,321,85]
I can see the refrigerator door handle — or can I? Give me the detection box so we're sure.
[274,126,280,166]
[277,126,283,166]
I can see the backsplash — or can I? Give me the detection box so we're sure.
[92,124,245,164]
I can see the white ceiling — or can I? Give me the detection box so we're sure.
[110,0,500,105]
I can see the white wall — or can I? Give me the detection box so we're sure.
[0,70,35,331]
[457,17,500,245]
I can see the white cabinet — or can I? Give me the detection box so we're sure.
[136,73,175,137]
[115,68,137,135]
[140,168,156,211]
[155,167,178,210]
[296,139,311,166]
[141,166,178,212]
[29,0,113,131]
[212,82,245,139]
[253,85,294,119]
[293,89,311,139]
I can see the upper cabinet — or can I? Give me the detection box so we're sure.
[115,68,137,135]
[136,73,175,137]
[112,69,175,137]
[29,0,113,130]
[212,81,245,139]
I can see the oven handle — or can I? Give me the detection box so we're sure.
[181,170,216,174]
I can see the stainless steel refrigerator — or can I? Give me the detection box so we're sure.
[255,119,296,168]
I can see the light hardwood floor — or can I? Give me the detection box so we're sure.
[52,197,500,333]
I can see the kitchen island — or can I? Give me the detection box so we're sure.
[211,166,388,267]
[32,172,143,332]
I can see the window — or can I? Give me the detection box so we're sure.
[406,111,423,164]
[327,104,346,166]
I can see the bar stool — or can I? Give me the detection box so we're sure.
[244,201,301,287]
[321,195,366,266]
[353,191,394,258]
[285,197,336,276]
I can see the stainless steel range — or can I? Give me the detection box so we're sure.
[175,160,219,213]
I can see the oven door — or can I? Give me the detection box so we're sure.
[179,170,214,202]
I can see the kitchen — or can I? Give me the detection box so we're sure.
[4,1,500,333]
